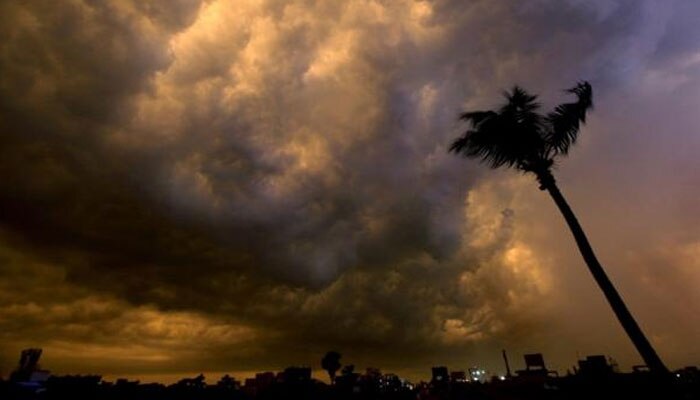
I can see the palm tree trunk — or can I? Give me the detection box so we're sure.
[543,179,668,374]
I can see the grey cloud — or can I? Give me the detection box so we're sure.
[0,0,698,378]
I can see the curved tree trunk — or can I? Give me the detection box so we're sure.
[543,179,668,374]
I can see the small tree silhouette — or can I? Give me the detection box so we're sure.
[321,351,342,384]
[449,82,668,374]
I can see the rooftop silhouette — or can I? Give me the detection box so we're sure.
[2,348,697,400]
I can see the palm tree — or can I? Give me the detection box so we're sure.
[321,351,342,384]
[449,82,668,374]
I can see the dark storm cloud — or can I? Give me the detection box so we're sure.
[0,0,698,378]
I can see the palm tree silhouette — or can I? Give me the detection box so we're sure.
[321,351,342,384]
[450,82,668,374]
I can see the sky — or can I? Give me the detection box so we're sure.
[0,0,699,383]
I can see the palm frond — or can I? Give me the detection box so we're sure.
[459,111,497,128]
[545,81,593,154]
[450,86,547,170]
[448,135,469,154]
[501,86,541,114]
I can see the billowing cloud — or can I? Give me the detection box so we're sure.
[0,0,698,381]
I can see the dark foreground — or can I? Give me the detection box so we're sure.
[3,370,699,400]
[4,349,699,399]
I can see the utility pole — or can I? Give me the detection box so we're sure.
[502,349,512,378]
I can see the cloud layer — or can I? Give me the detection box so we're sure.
[1,0,699,380]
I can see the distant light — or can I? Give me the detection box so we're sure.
[499,376,506,381]
[676,373,681,378]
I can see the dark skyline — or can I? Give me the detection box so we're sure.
[0,0,699,383]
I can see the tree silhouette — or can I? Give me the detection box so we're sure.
[449,82,668,374]
[321,351,342,384]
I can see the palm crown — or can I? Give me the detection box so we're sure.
[449,82,592,187]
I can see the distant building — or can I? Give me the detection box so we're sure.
[450,370,467,383]
[282,366,311,384]
[431,366,449,383]
[255,371,276,386]
[242,371,276,396]
[675,366,700,383]
[365,367,382,381]
[242,378,257,396]
[175,374,205,389]
[516,353,557,379]
[10,348,51,385]
[577,355,614,378]
[468,367,487,383]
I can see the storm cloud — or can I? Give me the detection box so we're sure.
[0,0,698,380]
